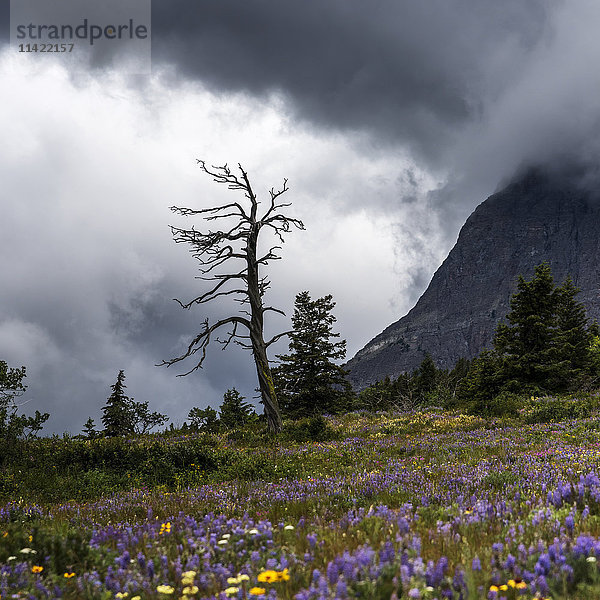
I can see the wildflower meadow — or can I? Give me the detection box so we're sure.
[3,406,600,599]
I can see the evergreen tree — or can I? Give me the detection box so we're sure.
[458,264,597,411]
[457,350,504,412]
[554,276,592,387]
[273,291,353,418]
[101,371,168,436]
[102,370,135,437]
[219,388,254,429]
[493,263,559,391]
[413,352,438,402]
[357,376,395,412]
[82,417,99,439]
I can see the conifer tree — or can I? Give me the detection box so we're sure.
[102,370,135,437]
[459,264,597,410]
[493,263,558,390]
[413,352,438,401]
[273,291,353,418]
[554,276,592,386]
[219,388,254,429]
[82,417,99,439]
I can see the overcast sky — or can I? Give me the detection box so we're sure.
[2,0,600,434]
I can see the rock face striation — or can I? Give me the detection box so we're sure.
[346,167,600,389]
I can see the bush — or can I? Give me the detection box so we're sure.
[482,390,524,417]
[520,395,600,423]
[282,414,335,443]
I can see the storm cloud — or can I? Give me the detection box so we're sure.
[150,1,553,164]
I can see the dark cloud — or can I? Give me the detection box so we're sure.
[150,0,551,165]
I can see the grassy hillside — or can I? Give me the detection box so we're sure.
[3,404,600,598]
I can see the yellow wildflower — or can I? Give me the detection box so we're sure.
[225,587,239,596]
[182,570,197,579]
[489,585,499,592]
[499,585,508,591]
[31,566,43,574]
[516,581,527,589]
[159,522,172,535]
[115,594,129,599]
[257,570,278,583]
[63,572,76,578]
[183,586,199,595]
[278,569,290,581]
[157,584,175,594]
[249,588,266,596]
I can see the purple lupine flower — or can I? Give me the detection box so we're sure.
[335,578,348,598]
[147,559,154,580]
[536,574,550,595]
[327,562,339,585]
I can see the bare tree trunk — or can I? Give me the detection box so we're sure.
[247,223,283,433]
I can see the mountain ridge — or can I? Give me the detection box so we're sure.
[346,166,600,389]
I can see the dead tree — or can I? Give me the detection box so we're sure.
[161,161,304,433]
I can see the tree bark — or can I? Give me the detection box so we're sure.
[247,222,283,433]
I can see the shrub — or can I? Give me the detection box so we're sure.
[520,395,600,423]
[282,414,335,443]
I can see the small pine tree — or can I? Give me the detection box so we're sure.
[273,292,354,419]
[413,352,438,403]
[358,376,395,412]
[102,370,135,437]
[82,417,99,439]
[219,388,254,430]
[457,350,503,412]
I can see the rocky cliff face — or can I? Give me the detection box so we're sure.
[346,167,600,389]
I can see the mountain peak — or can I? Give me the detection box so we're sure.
[346,166,600,389]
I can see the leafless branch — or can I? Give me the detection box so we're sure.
[262,306,286,317]
[173,271,248,308]
[265,330,292,347]
[158,316,251,375]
